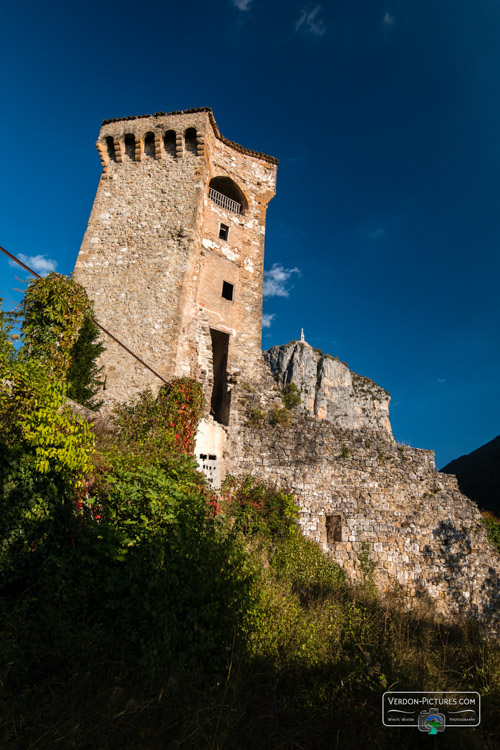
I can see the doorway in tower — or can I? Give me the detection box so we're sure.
[210,328,231,426]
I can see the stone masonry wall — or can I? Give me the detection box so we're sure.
[227,407,500,628]
[74,109,277,414]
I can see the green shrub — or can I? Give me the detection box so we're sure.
[271,534,347,602]
[482,511,500,554]
[269,405,290,426]
[0,361,94,586]
[246,404,266,426]
[111,378,204,458]
[281,382,301,410]
[221,475,298,542]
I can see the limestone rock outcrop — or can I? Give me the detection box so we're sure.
[264,340,392,435]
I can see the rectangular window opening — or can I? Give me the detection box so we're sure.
[219,223,229,241]
[210,328,231,426]
[222,281,234,301]
[326,514,343,543]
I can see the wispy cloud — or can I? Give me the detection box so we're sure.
[437,378,446,383]
[262,313,276,328]
[295,5,326,36]
[233,0,252,10]
[361,221,385,240]
[383,11,395,25]
[263,264,301,298]
[8,253,57,277]
[368,226,385,239]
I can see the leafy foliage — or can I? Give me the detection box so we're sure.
[220,474,298,542]
[66,315,105,410]
[268,405,291,426]
[111,378,204,457]
[0,357,94,483]
[281,381,301,409]
[482,511,500,554]
[19,272,93,377]
[0,353,94,587]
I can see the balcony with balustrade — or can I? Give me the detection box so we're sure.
[208,187,242,215]
[208,177,247,215]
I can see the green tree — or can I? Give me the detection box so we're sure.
[19,272,93,377]
[66,315,105,410]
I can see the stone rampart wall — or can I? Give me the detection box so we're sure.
[227,411,500,627]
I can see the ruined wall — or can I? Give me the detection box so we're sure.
[265,340,392,435]
[74,108,277,412]
[227,407,500,627]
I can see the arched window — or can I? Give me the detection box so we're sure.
[124,134,136,161]
[164,130,176,157]
[106,136,116,161]
[144,132,155,159]
[208,177,247,215]
[185,127,197,155]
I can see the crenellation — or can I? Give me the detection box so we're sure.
[153,133,162,160]
[112,137,123,163]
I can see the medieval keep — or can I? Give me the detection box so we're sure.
[74,108,499,628]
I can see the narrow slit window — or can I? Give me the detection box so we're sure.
[222,281,234,301]
[219,223,229,241]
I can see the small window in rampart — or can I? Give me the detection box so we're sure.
[106,136,116,161]
[326,514,343,543]
[124,134,136,160]
[222,281,234,301]
[144,131,155,159]
[164,130,176,157]
[185,127,197,155]
[219,223,229,241]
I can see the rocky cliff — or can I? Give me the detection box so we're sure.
[264,340,392,435]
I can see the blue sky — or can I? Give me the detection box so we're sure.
[1,0,499,467]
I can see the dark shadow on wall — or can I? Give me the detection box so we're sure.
[421,520,500,623]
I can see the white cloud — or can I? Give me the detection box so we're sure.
[8,253,57,277]
[295,5,326,36]
[233,0,252,10]
[437,378,446,383]
[263,264,301,298]
[262,313,276,328]
[383,11,395,25]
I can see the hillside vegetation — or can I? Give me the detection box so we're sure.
[0,275,499,749]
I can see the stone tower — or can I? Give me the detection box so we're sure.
[73,108,278,440]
